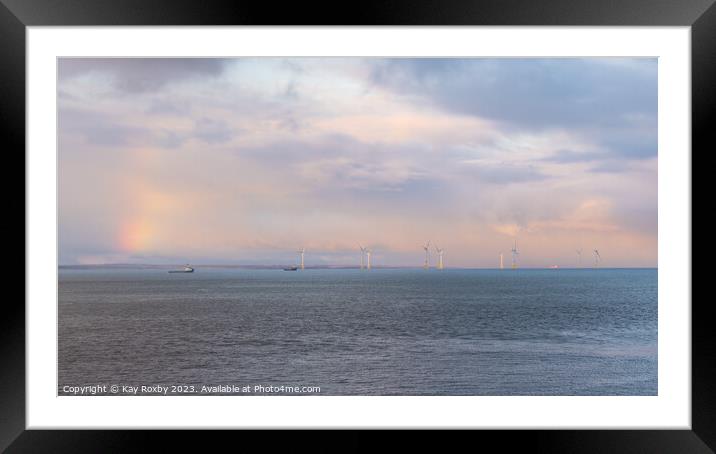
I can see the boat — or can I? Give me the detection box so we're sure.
[283,266,298,271]
[169,264,194,273]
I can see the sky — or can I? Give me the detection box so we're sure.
[58,58,657,268]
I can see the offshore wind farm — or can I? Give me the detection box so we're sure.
[58,57,656,396]
[263,239,604,270]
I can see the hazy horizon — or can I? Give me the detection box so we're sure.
[58,57,657,268]
[59,263,656,269]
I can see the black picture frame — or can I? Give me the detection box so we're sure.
[3,0,710,451]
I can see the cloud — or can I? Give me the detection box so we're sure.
[57,57,658,267]
[526,198,621,233]
[459,161,549,184]
[194,118,235,144]
[59,108,146,147]
[588,161,632,173]
[542,149,607,163]
[59,107,189,149]
[371,58,656,128]
[58,58,230,92]
[370,58,657,161]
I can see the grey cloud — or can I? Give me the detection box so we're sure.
[60,108,187,149]
[598,133,657,160]
[588,161,632,173]
[62,108,239,150]
[234,132,549,191]
[230,136,449,211]
[370,58,657,160]
[155,130,186,149]
[58,90,77,101]
[146,99,188,116]
[59,108,146,146]
[462,163,549,184]
[58,58,230,93]
[371,58,656,128]
[543,133,656,167]
[542,149,607,163]
[194,118,235,144]
[234,134,364,164]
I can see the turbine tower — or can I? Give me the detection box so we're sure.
[359,245,366,270]
[435,245,444,270]
[297,247,305,270]
[576,248,583,267]
[423,241,431,269]
[593,249,601,268]
[500,252,504,270]
[365,248,372,270]
[511,240,519,269]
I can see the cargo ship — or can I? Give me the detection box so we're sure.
[169,265,194,273]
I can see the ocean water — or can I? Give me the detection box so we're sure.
[58,268,657,396]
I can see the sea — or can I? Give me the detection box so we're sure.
[58,267,657,396]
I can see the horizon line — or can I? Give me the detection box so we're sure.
[58,263,658,270]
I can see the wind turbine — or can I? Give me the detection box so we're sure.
[423,241,431,269]
[359,245,366,270]
[297,247,305,270]
[511,240,519,269]
[500,252,504,270]
[576,248,583,267]
[593,249,601,268]
[435,245,444,270]
[365,248,372,270]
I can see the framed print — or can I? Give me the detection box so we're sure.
[4,0,712,450]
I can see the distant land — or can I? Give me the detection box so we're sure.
[58,264,656,270]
